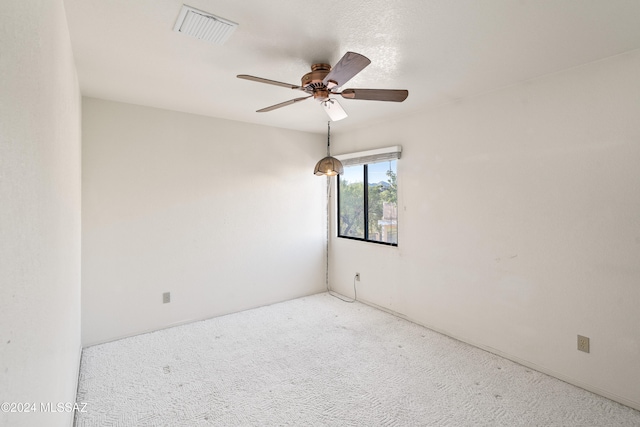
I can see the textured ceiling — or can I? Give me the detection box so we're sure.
[64,0,640,134]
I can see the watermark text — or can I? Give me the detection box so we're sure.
[1,402,88,413]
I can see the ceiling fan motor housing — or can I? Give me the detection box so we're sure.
[302,64,334,101]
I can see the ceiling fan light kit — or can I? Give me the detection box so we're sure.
[237,51,409,121]
[322,99,348,121]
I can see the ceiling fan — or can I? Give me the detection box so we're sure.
[237,52,408,121]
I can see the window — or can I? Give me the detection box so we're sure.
[337,158,398,246]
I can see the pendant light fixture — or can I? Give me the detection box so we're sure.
[314,121,344,176]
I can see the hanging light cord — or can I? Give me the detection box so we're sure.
[325,154,357,304]
[326,121,331,156]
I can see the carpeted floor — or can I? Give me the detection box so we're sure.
[75,293,640,426]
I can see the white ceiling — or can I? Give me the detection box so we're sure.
[64,0,640,134]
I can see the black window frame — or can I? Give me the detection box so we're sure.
[337,162,398,247]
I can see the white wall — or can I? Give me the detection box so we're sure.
[82,98,327,346]
[0,1,82,426]
[330,50,640,410]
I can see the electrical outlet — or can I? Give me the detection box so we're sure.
[355,273,360,281]
[163,292,171,304]
[577,335,590,353]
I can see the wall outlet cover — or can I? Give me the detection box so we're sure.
[577,335,590,353]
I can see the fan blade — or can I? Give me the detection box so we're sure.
[322,99,348,121]
[340,89,408,102]
[322,52,371,88]
[237,74,303,90]
[257,96,311,112]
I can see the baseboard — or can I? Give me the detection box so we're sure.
[71,344,82,427]
[349,294,640,412]
[82,291,326,348]
[83,317,213,348]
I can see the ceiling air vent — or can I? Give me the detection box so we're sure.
[173,5,238,45]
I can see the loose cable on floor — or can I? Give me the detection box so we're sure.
[328,274,357,303]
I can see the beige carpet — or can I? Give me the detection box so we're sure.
[75,293,640,426]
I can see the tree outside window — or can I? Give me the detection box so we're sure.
[338,160,397,245]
